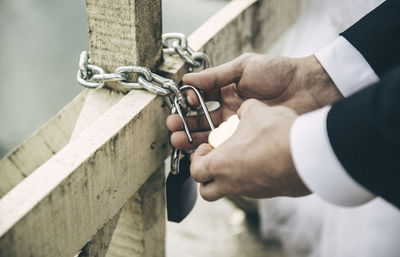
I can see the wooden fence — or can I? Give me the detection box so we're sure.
[0,0,299,256]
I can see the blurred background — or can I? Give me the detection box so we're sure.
[0,0,227,159]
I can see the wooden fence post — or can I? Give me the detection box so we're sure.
[106,167,165,257]
[76,0,165,256]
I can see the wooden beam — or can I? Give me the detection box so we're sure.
[76,0,164,256]
[73,89,124,257]
[106,167,165,257]
[0,0,299,256]
[78,209,122,257]
[0,90,170,257]
[86,0,163,92]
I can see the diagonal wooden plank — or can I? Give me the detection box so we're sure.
[0,89,170,257]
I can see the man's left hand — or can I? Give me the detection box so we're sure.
[190,99,311,201]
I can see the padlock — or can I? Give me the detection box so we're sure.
[166,148,197,222]
[166,85,216,223]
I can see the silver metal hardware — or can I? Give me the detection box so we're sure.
[162,33,212,70]
[162,33,188,54]
[168,85,216,177]
[137,76,171,96]
[188,101,220,116]
[92,73,126,83]
[170,148,182,175]
[190,52,211,70]
[180,85,215,130]
[77,33,212,97]
[78,51,90,79]
[174,97,193,143]
[152,73,187,109]
[115,66,153,89]
[77,64,106,89]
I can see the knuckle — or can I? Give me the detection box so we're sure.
[239,52,254,61]
[238,53,253,70]
[193,134,206,148]
[199,185,211,201]
[240,99,258,113]
[206,155,217,177]
[218,182,231,195]
[273,105,296,116]
[199,187,210,201]
[200,185,220,202]
[244,98,259,106]
[190,160,200,179]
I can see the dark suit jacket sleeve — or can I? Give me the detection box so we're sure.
[327,66,400,208]
[340,0,400,77]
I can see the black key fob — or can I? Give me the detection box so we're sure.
[166,150,197,223]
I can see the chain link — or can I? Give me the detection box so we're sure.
[162,33,211,71]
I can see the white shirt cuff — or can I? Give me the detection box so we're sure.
[315,36,379,97]
[290,106,375,207]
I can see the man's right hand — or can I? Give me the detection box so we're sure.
[167,53,343,150]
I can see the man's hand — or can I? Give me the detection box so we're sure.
[190,99,311,201]
[167,53,342,150]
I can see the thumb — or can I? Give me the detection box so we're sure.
[190,143,214,183]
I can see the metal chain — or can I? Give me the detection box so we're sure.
[162,33,211,71]
[77,33,212,110]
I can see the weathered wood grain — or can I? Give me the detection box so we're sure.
[78,209,122,257]
[0,90,170,257]
[73,89,124,257]
[106,167,165,257]
[71,89,124,141]
[75,0,165,256]
[86,0,163,92]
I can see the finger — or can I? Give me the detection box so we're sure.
[199,181,224,201]
[203,89,221,102]
[171,131,210,150]
[191,143,214,183]
[183,54,249,90]
[237,99,265,119]
[166,112,222,132]
[185,88,220,106]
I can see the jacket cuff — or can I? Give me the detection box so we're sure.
[290,106,375,206]
[315,36,379,97]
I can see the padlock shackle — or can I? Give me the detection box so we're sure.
[180,85,215,130]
